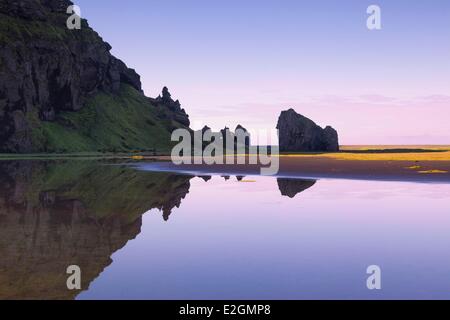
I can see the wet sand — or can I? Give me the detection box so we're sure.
[134,155,450,183]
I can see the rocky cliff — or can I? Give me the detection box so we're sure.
[277,109,339,152]
[192,124,252,155]
[0,0,189,153]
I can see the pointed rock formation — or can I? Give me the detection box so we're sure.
[235,124,251,152]
[151,87,190,128]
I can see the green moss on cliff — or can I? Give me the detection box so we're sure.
[34,85,177,153]
[1,10,185,154]
[0,12,94,44]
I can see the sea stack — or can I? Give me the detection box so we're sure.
[277,109,339,152]
[235,124,251,152]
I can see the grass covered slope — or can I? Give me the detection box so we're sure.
[31,85,178,153]
[1,2,190,154]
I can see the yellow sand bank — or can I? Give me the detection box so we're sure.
[282,151,450,161]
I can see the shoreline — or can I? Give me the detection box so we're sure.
[1,147,449,183]
[0,145,448,159]
[132,156,450,183]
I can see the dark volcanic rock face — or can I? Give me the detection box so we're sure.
[234,124,251,152]
[277,109,339,152]
[191,124,252,155]
[151,87,190,128]
[0,0,142,152]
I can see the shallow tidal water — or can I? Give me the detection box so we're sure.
[0,160,450,300]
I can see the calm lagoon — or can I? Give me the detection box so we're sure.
[0,160,449,299]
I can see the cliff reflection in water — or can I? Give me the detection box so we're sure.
[277,178,317,198]
[0,160,317,299]
[0,160,193,300]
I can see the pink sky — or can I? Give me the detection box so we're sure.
[145,84,450,145]
[78,0,450,145]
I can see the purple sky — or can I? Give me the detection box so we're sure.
[75,0,450,144]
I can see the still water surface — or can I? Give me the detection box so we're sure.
[0,160,449,299]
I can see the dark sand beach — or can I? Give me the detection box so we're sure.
[135,149,450,183]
